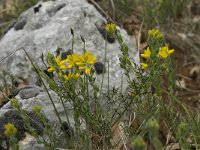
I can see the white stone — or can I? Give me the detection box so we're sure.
[0,0,139,90]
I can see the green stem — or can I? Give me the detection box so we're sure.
[22,48,63,127]
[83,40,86,53]
[100,31,108,96]
[108,60,110,94]
[71,29,74,53]
[86,124,90,150]
[60,96,71,128]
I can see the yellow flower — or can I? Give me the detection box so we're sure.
[158,46,174,59]
[32,105,41,114]
[65,54,81,69]
[105,23,116,33]
[148,29,163,39]
[63,72,80,80]
[10,99,19,108]
[76,52,96,69]
[141,47,151,59]
[63,73,73,80]
[4,123,17,137]
[85,67,91,75]
[141,63,148,69]
[75,73,80,79]
[47,56,66,72]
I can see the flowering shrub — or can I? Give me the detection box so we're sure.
[4,24,200,149]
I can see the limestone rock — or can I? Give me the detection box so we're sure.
[0,89,75,148]
[0,0,138,148]
[0,0,139,90]
[18,133,45,150]
[0,109,44,148]
[10,85,44,99]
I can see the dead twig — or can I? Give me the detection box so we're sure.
[109,0,115,20]
[176,74,193,81]
[88,0,116,23]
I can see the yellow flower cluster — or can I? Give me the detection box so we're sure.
[10,98,19,108]
[4,123,17,137]
[148,29,163,39]
[157,46,174,59]
[66,52,96,70]
[63,72,80,80]
[141,47,151,59]
[141,63,148,69]
[140,46,174,69]
[48,56,66,72]
[48,52,96,78]
[32,105,41,114]
[105,23,116,33]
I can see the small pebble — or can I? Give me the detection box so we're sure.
[19,87,41,99]
[94,62,106,74]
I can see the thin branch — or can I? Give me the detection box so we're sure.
[88,0,116,23]
[0,47,23,64]
[109,0,116,20]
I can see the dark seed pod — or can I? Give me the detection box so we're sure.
[70,28,74,35]
[80,35,85,43]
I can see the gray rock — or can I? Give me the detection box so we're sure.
[0,0,139,148]
[18,133,45,150]
[12,89,76,127]
[0,0,139,90]
[0,109,44,148]
[0,89,75,149]
[14,18,27,30]
[10,85,43,99]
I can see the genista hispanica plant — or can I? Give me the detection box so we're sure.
[3,24,200,149]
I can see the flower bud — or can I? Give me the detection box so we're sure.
[131,136,145,150]
[4,123,17,137]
